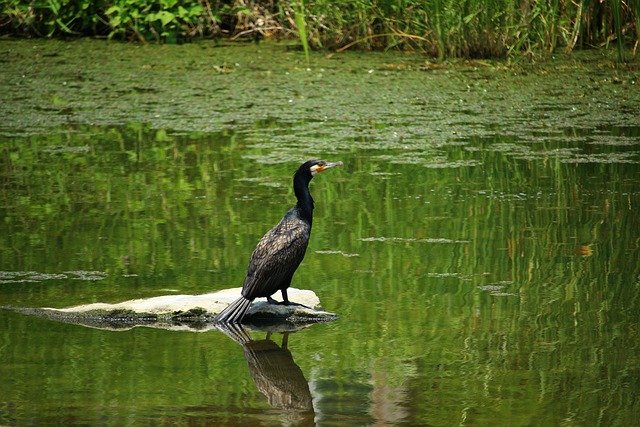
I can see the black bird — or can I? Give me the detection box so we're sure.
[215,159,343,323]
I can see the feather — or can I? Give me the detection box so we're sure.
[214,160,342,324]
[214,296,253,323]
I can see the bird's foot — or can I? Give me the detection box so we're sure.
[266,296,307,307]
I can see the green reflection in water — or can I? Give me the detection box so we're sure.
[1,122,639,426]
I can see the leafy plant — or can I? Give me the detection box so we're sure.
[105,0,205,42]
[0,0,638,59]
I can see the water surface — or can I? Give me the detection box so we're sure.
[1,40,639,426]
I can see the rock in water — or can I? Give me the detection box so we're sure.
[10,287,338,331]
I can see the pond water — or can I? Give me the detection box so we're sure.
[1,39,640,426]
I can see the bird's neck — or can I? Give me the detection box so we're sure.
[294,175,314,225]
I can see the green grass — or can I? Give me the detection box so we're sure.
[1,0,638,59]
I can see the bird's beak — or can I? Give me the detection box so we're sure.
[317,161,344,173]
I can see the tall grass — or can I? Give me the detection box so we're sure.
[635,0,640,56]
[1,0,638,59]
[611,0,625,61]
[293,0,310,62]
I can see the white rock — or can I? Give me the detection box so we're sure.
[39,287,334,325]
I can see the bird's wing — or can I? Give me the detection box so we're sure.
[242,219,310,299]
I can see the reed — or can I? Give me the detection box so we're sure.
[611,0,625,61]
[635,0,640,56]
[291,0,639,59]
[293,0,310,62]
[0,0,638,59]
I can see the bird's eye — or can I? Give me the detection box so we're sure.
[310,161,329,176]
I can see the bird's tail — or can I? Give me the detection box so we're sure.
[215,322,252,344]
[214,296,253,323]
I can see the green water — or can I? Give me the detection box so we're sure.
[1,39,640,426]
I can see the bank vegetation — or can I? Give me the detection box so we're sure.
[1,0,639,59]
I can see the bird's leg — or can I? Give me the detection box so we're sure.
[266,289,293,305]
[280,288,309,308]
[281,288,290,305]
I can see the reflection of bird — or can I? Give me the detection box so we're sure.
[215,160,343,324]
[245,334,314,413]
[217,323,314,414]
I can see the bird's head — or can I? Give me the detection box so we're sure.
[301,159,344,178]
[293,159,343,215]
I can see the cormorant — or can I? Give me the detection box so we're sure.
[214,159,343,323]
